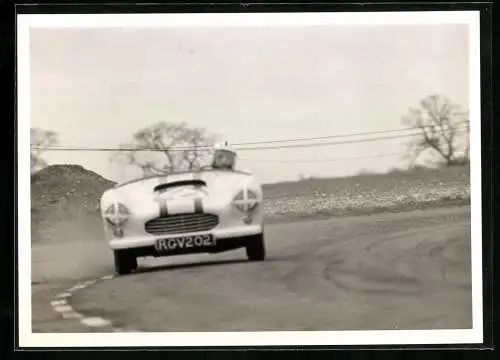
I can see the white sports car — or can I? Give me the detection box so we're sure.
[99,169,265,275]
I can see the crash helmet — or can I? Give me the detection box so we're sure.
[212,141,237,169]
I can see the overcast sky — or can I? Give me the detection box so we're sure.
[30,24,469,184]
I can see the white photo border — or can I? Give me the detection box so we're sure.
[17,11,483,347]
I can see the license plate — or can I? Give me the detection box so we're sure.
[155,234,216,252]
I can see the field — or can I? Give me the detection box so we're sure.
[262,164,470,223]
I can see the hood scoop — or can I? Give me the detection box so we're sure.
[153,180,207,193]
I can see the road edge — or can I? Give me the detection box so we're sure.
[49,274,137,332]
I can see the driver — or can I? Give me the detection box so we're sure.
[211,142,237,170]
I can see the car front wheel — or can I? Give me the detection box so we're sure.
[245,233,266,261]
[113,250,137,275]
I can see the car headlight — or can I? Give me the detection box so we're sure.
[232,189,259,213]
[103,203,131,227]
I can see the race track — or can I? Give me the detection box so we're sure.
[60,206,472,332]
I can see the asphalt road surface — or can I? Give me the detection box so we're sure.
[57,206,472,332]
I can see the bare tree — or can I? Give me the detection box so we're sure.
[30,127,58,173]
[403,94,469,167]
[111,121,217,176]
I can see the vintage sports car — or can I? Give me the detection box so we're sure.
[99,169,265,275]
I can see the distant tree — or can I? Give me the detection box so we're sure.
[30,127,58,173]
[357,168,372,176]
[387,167,403,174]
[111,121,217,176]
[403,94,469,167]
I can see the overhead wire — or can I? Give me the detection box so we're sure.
[30,124,468,153]
[230,121,469,146]
[239,152,403,164]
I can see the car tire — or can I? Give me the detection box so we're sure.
[245,233,266,261]
[113,250,137,275]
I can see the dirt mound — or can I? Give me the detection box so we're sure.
[31,164,116,244]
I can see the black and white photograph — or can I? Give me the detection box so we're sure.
[18,11,483,347]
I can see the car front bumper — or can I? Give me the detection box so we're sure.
[108,224,263,251]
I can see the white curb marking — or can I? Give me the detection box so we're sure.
[70,284,86,291]
[50,274,124,332]
[50,299,67,307]
[62,311,84,319]
[56,292,72,298]
[54,305,73,313]
[81,317,112,327]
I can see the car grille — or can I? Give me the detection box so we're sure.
[145,213,219,235]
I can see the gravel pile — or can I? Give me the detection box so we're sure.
[31,164,115,213]
[31,164,116,244]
